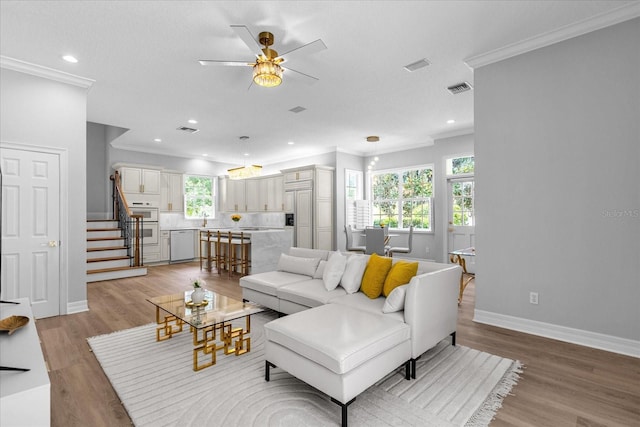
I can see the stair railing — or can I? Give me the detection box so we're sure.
[110,171,143,266]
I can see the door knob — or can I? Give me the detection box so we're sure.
[48,241,58,247]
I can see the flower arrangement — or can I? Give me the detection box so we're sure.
[231,214,242,222]
[191,278,206,288]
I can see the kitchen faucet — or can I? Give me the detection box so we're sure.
[202,212,208,227]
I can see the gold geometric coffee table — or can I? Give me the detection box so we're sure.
[146,290,264,371]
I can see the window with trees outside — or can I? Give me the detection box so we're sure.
[184,175,214,219]
[371,166,433,230]
[446,156,475,226]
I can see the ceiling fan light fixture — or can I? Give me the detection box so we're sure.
[253,60,283,87]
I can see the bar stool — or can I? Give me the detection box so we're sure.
[216,231,231,275]
[199,230,215,271]
[228,231,251,277]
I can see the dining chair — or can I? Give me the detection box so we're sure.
[387,225,414,257]
[344,225,366,253]
[365,227,386,256]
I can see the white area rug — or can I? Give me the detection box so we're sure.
[88,311,521,427]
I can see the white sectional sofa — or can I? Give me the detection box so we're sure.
[239,247,462,426]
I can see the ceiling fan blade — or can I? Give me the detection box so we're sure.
[283,67,319,85]
[198,60,254,67]
[231,25,263,57]
[278,39,327,63]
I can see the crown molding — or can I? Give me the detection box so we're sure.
[0,55,95,89]
[465,2,640,69]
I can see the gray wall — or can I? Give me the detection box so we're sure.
[87,122,108,217]
[1,68,89,306]
[474,18,639,342]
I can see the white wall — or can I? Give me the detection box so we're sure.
[1,67,89,306]
[474,18,639,351]
[335,151,365,251]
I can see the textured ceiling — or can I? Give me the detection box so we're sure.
[0,1,635,167]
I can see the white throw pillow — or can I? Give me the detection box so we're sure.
[314,260,327,279]
[340,255,367,294]
[323,251,347,291]
[277,253,321,277]
[382,284,407,313]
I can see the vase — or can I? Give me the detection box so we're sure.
[191,288,205,304]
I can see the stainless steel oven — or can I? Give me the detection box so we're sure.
[129,201,159,245]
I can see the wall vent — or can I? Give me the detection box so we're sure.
[447,82,473,95]
[289,106,307,113]
[404,58,430,72]
[176,126,200,133]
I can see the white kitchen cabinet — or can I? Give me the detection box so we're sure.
[220,177,252,212]
[265,175,284,211]
[142,244,161,263]
[282,165,334,250]
[160,172,183,212]
[119,166,160,195]
[245,178,261,211]
[160,230,170,261]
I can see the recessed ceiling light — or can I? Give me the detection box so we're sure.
[287,141,295,145]
[62,55,78,63]
[447,119,456,124]
[202,153,208,157]
[243,152,249,156]
[188,119,198,124]
[153,138,162,143]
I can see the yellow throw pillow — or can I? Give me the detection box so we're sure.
[360,253,393,299]
[383,261,419,297]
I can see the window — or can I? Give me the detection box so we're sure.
[451,180,474,226]
[370,166,433,230]
[345,170,366,228]
[446,156,475,226]
[184,175,214,219]
[446,155,474,175]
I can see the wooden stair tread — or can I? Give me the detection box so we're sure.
[87,246,127,252]
[87,256,130,263]
[87,227,121,232]
[87,236,125,242]
[88,266,144,274]
[87,219,118,222]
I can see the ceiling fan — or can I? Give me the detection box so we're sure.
[199,25,327,88]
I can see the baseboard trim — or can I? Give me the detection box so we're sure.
[473,309,640,358]
[67,300,89,315]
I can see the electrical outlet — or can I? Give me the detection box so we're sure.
[529,292,539,305]
[425,247,430,254]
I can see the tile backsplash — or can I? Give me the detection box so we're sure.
[159,212,285,229]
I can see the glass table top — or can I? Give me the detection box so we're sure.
[449,247,476,257]
[147,290,264,329]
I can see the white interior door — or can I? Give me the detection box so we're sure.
[1,147,60,318]
[447,178,476,274]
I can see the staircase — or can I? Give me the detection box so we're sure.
[87,219,147,282]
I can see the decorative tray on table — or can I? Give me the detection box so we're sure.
[185,300,209,309]
[0,315,30,335]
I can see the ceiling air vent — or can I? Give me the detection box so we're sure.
[404,58,430,72]
[289,106,307,114]
[176,126,199,134]
[447,82,473,95]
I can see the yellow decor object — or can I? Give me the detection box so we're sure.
[360,253,392,299]
[231,214,242,222]
[383,261,419,297]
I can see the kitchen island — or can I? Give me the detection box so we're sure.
[200,228,293,274]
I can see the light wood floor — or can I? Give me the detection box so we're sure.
[34,263,639,426]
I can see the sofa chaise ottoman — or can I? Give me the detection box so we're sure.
[264,303,412,427]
